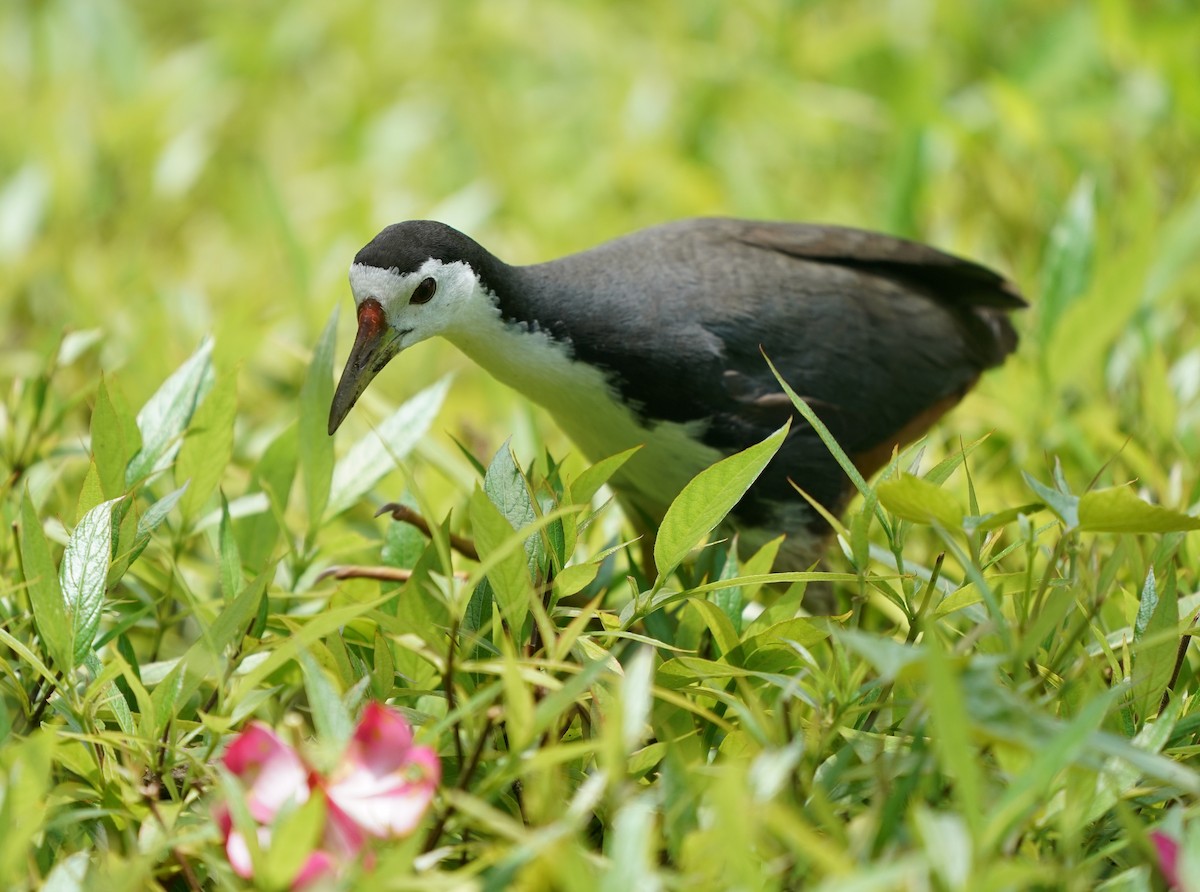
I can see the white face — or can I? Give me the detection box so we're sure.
[347,258,483,348]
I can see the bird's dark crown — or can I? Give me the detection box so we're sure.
[354,220,504,281]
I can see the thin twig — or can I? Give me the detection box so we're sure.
[421,709,497,853]
[317,564,470,583]
[27,669,62,731]
[376,502,480,561]
[1160,611,1198,715]
[444,620,465,769]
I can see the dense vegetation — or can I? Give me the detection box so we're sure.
[2,1,1199,889]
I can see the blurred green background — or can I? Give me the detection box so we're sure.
[3,0,1199,516]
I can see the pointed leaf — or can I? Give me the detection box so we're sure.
[74,461,105,526]
[1131,568,1179,724]
[327,376,449,517]
[20,492,72,671]
[239,424,298,572]
[91,375,138,498]
[569,445,641,505]
[218,494,241,603]
[127,483,189,566]
[469,487,532,631]
[654,422,789,578]
[126,338,215,484]
[175,371,237,519]
[300,309,338,526]
[878,473,965,528]
[300,652,354,758]
[1022,471,1079,529]
[1039,175,1095,343]
[60,497,121,664]
[483,439,544,573]
[1079,487,1200,533]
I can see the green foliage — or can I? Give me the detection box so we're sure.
[1,1,1199,890]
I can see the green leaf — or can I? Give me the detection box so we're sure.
[300,652,353,758]
[1078,486,1200,533]
[126,337,215,485]
[91,375,138,498]
[878,473,965,528]
[0,732,55,881]
[128,482,188,566]
[483,440,544,573]
[964,502,1046,534]
[1131,568,1179,724]
[372,626,395,700]
[711,545,744,633]
[239,424,298,572]
[74,461,105,526]
[60,496,121,665]
[326,376,450,517]
[689,600,741,656]
[923,630,983,837]
[469,486,533,632]
[982,688,1115,850]
[569,445,641,504]
[654,422,789,579]
[217,493,241,603]
[170,565,273,716]
[300,308,338,528]
[484,439,536,529]
[1039,174,1095,344]
[1022,471,1080,529]
[380,502,427,569]
[105,498,139,591]
[20,490,72,672]
[175,370,237,519]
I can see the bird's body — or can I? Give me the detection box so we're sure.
[330,218,1024,567]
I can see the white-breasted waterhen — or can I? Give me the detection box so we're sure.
[328,218,1024,569]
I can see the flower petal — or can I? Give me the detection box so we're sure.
[223,822,272,880]
[223,723,310,823]
[350,702,415,774]
[292,851,339,890]
[1150,830,1181,889]
[325,704,440,838]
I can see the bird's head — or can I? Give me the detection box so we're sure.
[327,221,495,434]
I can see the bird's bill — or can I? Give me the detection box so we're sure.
[327,299,402,435]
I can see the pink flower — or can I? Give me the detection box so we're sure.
[1151,830,1181,890]
[217,704,439,888]
[326,702,442,838]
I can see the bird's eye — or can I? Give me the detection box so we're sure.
[410,277,437,305]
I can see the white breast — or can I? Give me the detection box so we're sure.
[444,304,721,523]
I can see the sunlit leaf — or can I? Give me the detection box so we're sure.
[20,490,72,672]
[1131,568,1179,725]
[1078,487,1200,533]
[569,445,641,504]
[60,497,121,665]
[878,473,965,528]
[1022,471,1080,529]
[126,337,215,485]
[469,486,532,631]
[655,422,788,579]
[175,370,237,519]
[300,308,338,527]
[91,375,138,499]
[326,376,450,517]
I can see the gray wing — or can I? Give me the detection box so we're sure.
[522,218,1024,526]
[691,219,1024,524]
